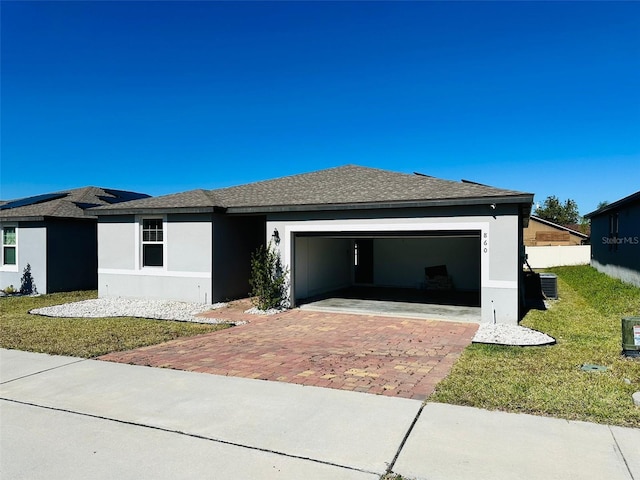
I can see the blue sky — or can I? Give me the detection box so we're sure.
[2,1,638,215]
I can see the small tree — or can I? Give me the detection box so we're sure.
[249,242,289,311]
[19,263,37,295]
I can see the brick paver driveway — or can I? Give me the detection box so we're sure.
[99,300,478,400]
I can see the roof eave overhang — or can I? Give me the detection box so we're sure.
[0,215,94,222]
[584,191,640,219]
[86,195,534,216]
[226,194,535,214]
[0,216,46,222]
[89,206,222,216]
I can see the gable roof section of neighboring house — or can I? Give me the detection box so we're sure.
[0,187,151,221]
[525,215,589,246]
[90,165,534,216]
[563,222,591,238]
[584,190,640,219]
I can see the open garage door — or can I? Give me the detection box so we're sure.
[292,231,481,321]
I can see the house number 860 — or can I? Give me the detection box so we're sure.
[483,232,488,253]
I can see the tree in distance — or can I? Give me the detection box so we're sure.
[535,195,580,225]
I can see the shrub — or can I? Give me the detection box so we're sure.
[249,242,289,311]
[19,263,37,295]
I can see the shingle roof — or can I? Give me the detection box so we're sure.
[218,165,531,211]
[92,165,533,215]
[0,187,150,221]
[85,189,220,212]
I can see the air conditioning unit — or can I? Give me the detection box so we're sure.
[622,317,640,357]
[539,273,558,299]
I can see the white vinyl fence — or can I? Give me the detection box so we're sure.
[525,245,590,269]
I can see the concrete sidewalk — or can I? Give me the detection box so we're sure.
[1,348,638,480]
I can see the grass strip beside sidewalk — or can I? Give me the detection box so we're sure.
[431,265,640,428]
[0,291,227,358]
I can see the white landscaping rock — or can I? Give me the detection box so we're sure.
[30,298,231,324]
[244,307,285,316]
[473,323,555,347]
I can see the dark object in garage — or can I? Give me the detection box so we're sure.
[425,265,454,290]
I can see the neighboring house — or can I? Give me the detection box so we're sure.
[584,190,640,287]
[0,187,150,293]
[523,216,590,268]
[92,165,533,325]
[563,222,591,239]
[524,215,588,246]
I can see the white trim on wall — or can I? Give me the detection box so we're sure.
[98,268,211,279]
[484,280,518,289]
[134,216,140,269]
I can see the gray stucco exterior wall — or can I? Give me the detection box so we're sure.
[166,214,214,274]
[0,222,47,293]
[98,216,136,270]
[98,213,215,303]
[589,199,640,287]
[97,213,265,303]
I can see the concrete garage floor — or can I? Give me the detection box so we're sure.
[298,286,482,323]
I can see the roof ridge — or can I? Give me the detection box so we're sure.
[70,186,98,204]
[211,165,359,192]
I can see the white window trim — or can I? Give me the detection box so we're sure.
[136,215,167,270]
[0,223,18,272]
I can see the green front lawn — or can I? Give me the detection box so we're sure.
[432,265,640,428]
[0,291,228,358]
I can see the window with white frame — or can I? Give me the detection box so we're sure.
[2,226,17,266]
[141,218,163,267]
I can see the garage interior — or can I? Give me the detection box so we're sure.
[293,231,482,322]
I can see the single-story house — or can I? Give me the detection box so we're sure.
[584,190,640,287]
[0,187,150,293]
[524,215,588,246]
[92,165,533,324]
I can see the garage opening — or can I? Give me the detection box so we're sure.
[293,231,481,322]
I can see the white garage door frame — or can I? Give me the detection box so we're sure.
[278,219,519,324]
